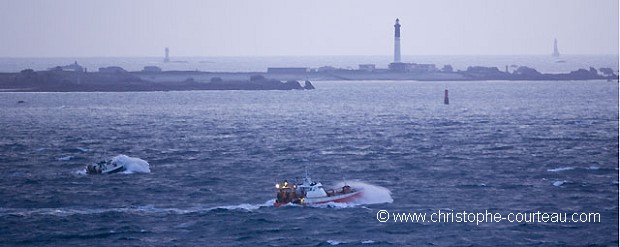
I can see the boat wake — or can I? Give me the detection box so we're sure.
[0,200,276,217]
[209,200,275,211]
[26,180,392,217]
[1,183,391,217]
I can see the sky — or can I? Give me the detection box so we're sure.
[0,0,618,57]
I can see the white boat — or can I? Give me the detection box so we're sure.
[86,159,125,174]
[274,170,363,207]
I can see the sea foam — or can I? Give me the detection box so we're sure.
[547,167,575,172]
[111,154,151,174]
[208,199,275,211]
[57,155,74,161]
[553,180,567,187]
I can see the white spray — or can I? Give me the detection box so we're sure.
[334,180,393,205]
[112,154,151,174]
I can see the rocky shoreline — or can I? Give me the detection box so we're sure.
[0,64,616,92]
[0,70,316,92]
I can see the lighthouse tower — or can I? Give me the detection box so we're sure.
[394,18,401,63]
[552,38,560,57]
[164,47,170,63]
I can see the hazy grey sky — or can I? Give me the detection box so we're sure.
[0,0,617,57]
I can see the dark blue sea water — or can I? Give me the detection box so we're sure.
[0,80,618,246]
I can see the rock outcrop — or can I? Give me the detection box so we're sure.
[304,80,315,90]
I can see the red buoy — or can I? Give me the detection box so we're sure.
[444,89,449,105]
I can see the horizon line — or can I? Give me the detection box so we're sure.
[1,54,619,59]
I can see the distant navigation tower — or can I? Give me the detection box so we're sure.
[164,47,170,63]
[552,38,560,57]
[394,18,401,63]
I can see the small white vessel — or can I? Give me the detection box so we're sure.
[86,159,125,174]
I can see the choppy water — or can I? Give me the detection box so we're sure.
[0,80,618,246]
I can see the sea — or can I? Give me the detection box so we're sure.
[0,56,618,246]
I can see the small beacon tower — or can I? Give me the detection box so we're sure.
[164,47,170,63]
[394,18,401,63]
[552,38,560,57]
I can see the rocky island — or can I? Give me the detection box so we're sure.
[0,64,315,92]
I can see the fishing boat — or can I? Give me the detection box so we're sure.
[86,159,125,175]
[274,171,363,207]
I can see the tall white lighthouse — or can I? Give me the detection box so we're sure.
[394,18,401,63]
[552,38,560,57]
[164,47,170,63]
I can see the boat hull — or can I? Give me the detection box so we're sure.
[101,165,124,174]
[274,190,363,207]
[86,162,125,175]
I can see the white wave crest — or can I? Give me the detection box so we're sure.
[57,155,74,161]
[327,240,345,245]
[326,239,376,245]
[552,180,567,186]
[547,167,575,172]
[112,154,150,174]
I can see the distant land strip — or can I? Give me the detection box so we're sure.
[0,64,617,92]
